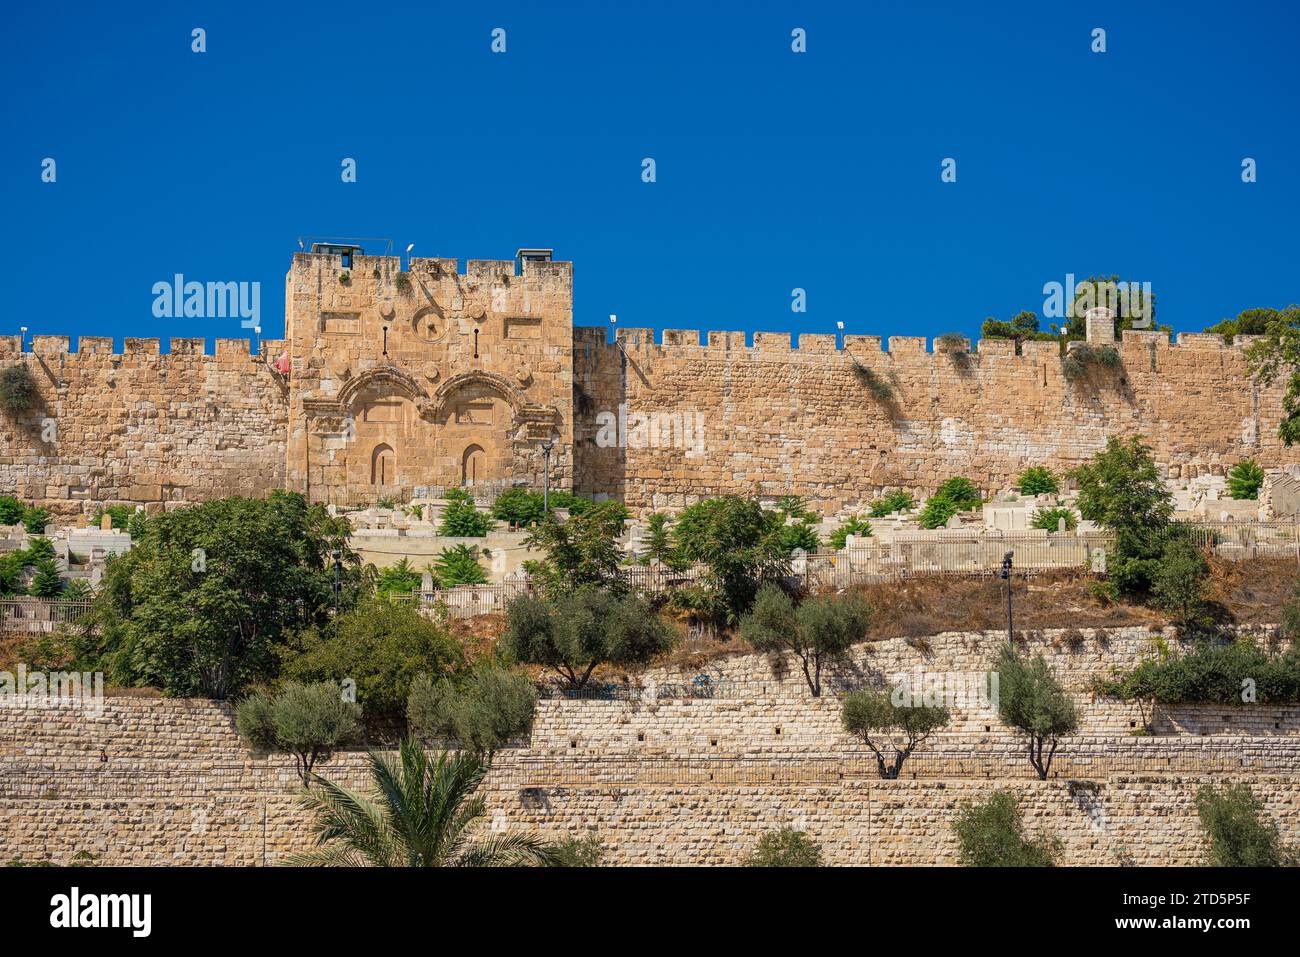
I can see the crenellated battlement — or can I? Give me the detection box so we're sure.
[0,336,283,360]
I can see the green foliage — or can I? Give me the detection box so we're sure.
[407,663,537,756]
[28,557,64,598]
[90,505,134,530]
[375,558,422,596]
[769,495,821,553]
[551,833,605,867]
[868,490,915,517]
[954,790,1060,866]
[1243,306,1300,445]
[1227,459,1265,500]
[1030,507,1077,532]
[0,495,25,525]
[841,687,950,778]
[282,598,463,718]
[1204,305,1298,343]
[72,488,361,696]
[433,544,488,586]
[1062,344,1121,381]
[1095,638,1300,705]
[61,579,93,602]
[1195,783,1298,867]
[502,586,674,688]
[524,501,629,597]
[490,487,546,529]
[290,739,561,866]
[671,496,791,627]
[934,331,968,353]
[1071,436,1174,594]
[236,680,361,784]
[0,364,36,414]
[922,478,981,527]
[743,828,823,867]
[995,647,1078,779]
[739,584,870,696]
[1151,536,1209,631]
[1069,275,1160,337]
[20,536,56,565]
[22,505,50,535]
[641,511,677,566]
[1016,466,1059,496]
[437,488,493,536]
[851,360,893,400]
[828,516,872,550]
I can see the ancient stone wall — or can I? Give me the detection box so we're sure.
[4,626,1299,866]
[574,327,1300,513]
[0,335,287,517]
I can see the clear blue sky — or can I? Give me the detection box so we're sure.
[3,0,1296,349]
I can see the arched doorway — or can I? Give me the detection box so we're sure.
[371,443,396,486]
[462,444,486,486]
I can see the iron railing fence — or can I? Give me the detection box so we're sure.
[4,742,1298,798]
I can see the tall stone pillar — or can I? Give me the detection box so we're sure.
[1085,307,1116,346]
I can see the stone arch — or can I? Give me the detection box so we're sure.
[371,443,396,486]
[429,370,527,423]
[462,444,487,485]
[337,365,428,414]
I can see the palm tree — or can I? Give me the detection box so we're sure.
[288,737,560,867]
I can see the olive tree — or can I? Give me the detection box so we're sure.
[407,663,537,756]
[502,586,674,689]
[739,584,870,697]
[236,680,361,785]
[995,647,1078,780]
[841,687,950,778]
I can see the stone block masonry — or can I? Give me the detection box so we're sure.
[4,247,1298,514]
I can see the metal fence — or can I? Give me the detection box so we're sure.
[0,599,94,633]
[3,742,1297,799]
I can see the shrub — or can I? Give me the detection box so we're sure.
[375,557,422,596]
[1016,466,1059,496]
[20,536,56,565]
[28,558,64,598]
[235,681,361,785]
[841,687,949,778]
[739,584,870,696]
[1094,638,1300,706]
[394,271,412,294]
[432,544,488,586]
[22,506,50,535]
[1062,344,1121,381]
[918,496,958,529]
[1030,507,1077,532]
[995,647,1078,779]
[828,516,872,550]
[851,360,893,400]
[934,477,981,509]
[490,487,546,529]
[61,579,93,602]
[282,598,463,718]
[868,491,914,517]
[524,502,629,597]
[90,505,134,530]
[0,496,25,526]
[407,663,537,756]
[552,833,605,867]
[437,489,493,537]
[641,511,677,565]
[1195,783,1298,866]
[0,364,36,414]
[502,586,674,688]
[670,496,791,627]
[1071,436,1174,594]
[953,790,1060,866]
[743,828,823,867]
[1151,536,1209,632]
[934,332,967,353]
[1226,459,1265,500]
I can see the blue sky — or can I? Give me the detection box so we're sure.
[3,0,1296,349]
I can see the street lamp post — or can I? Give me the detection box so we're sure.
[999,550,1014,646]
[541,438,555,513]
[331,548,343,615]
